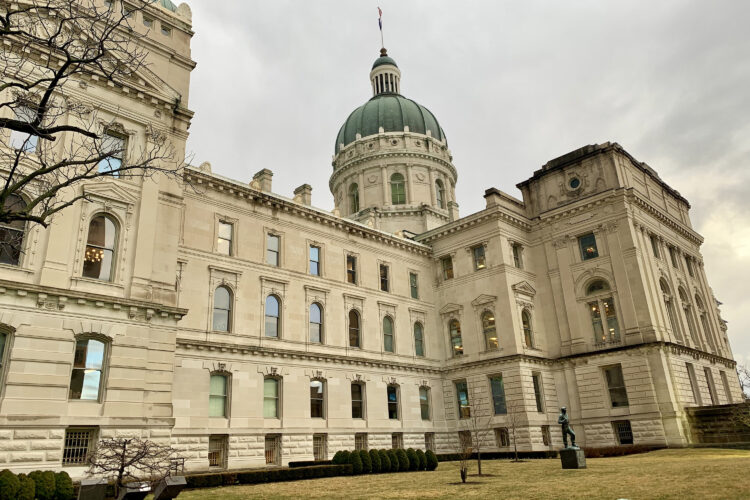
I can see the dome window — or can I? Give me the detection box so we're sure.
[390,173,406,205]
[436,179,445,209]
[568,177,581,190]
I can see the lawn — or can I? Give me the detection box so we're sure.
[175,448,750,500]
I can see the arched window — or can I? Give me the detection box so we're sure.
[660,280,683,342]
[390,173,406,205]
[309,303,323,343]
[349,184,360,213]
[83,214,117,281]
[522,310,534,348]
[435,179,445,209]
[383,316,394,353]
[263,377,280,418]
[212,286,232,332]
[0,194,27,266]
[348,309,360,347]
[414,322,425,357]
[482,311,498,350]
[586,280,620,343]
[449,319,463,357]
[209,373,228,417]
[69,337,106,401]
[695,295,717,353]
[265,295,280,338]
[680,288,700,348]
[310,380,325,418]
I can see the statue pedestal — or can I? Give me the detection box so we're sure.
[559,447,586,469]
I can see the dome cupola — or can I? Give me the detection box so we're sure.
[370,48,401,95]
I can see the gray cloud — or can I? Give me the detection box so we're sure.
[185,0,750,367]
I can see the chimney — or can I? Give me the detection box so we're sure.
[252,169,273,192]
[293,184,312,206]
[484,187,503,208]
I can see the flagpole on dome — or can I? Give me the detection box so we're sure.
[378,6,384,50]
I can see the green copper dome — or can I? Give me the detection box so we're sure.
[372,55,398,69]
[335,94,446,153]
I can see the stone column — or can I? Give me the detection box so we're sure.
[406,164,414,205]
[428,167,437,206]
[381,165,389,206]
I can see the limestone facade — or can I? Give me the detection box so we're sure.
[0,0,743,475]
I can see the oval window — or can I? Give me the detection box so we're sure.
[569,177,581,189]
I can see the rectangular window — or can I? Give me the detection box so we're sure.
[351,382,364,419]
[346,255,357,284]
[512,243,523,268]
[686,363,702,405]
[62,428,96,466]
[70,338,105,401]
[720,371,733,404]
[669,246,679,268]
[425,433,435,452]
[266,234,280,266]
[265,435,281,465]
[494,427,510,447]
[704,367,718,405]
[9,106,38,152]
[379,264,389,292]
[391,432,403,450]
[604,364,629,408]
[142,15,153,28]
[472,245,486,270]
[355,433,368,451]
[489,375,507,415]
[309,246,321,275]
[650,234,660,259]
[263,378,279,418]
[579,233,599,260]
[313,434,327,461]
[685,256,695,277]
[387,385,399,420]
[541,425,551,446]
[419,387,430,420]
[409,272,419,299]
[217,221,233,255]
[208,435,228,468]
[441,256,454,280]
[209,374,228,417]
[455,380,470,419]
[612,420,634,445]
[532,373,545,413]
[160,23,172,36]
[98,131,125,177]
[310,380,325,419]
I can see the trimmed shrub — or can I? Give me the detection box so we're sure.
[379,449,391,473]
[396,449,410,471]
[17,474,35,500]
[221,472,238,486]
[416,449,427,470]
[0,469,20,500]
[54,471,74,500]
[406,448,419,471]
[340,450,351,467]
[29,471,56,500]
[237,469,268,484]
[369,449,382,473]
[350,449,363,475]
[359,450,372,474]
[425,450,438,470]
[185,472,223,488]
[331,451,344,465]
[387,449,400,472]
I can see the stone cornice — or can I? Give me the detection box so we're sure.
[416,206,531,244]
[629,191,703,246]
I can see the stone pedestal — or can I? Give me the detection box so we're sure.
[78,479,108,500]
[152,476,187,500]
[559,447,587,469]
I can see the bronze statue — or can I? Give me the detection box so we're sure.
[558,406,577,448]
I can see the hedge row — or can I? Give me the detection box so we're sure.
[288,460,333,468]
[0,469,74,500]
[331,448,438,474]
[435,450,558,461]
[185,464,353,488]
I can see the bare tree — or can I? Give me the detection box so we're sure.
[0,0,186,232]
[454,431,472,484]
[506,397,524,462]
[86,437,182,496]
[738,364,750,400]
[731,364,750,430]
[458,389,494,476]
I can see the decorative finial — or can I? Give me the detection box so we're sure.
[380,47,388,57]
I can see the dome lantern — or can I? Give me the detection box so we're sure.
[370,48,401,96]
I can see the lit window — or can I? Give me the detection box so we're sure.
[313,434,327,461]
[603,365,629,408]
[351,383,364,419]
[69,338,106,400]
[349,309,361,347]
[62,428,97,466]
[263,377,280,418]
[0,194,27,266]
[217,221,233,255]
[355,433,368,451]
[449,320,463,356]
[435,179,445,209]
[346,255,357,284]
[473,245,486,270]
[512,243,523,268]
[83,215,117,281]
[309,303,323,343]
[522,310,534,348]
[612,420,633,445]
[414,322,425,357]
[490,375,507,415]
[532,373,544,412]
[578,233,598,260]
[309,246,321,275]
[209,374,228,417]
[409,272,419,299]
[9,106,38,152]
[419,387,430,420]
[455,380,470,419]
[379,264,389,292]
[586,280,620,343]
[209,435,228,468]
[650,234,660,259]
[390,173,406,205]
[265,435,281,465]
[212,286,232,332]
[494,428,510,447]
[387,385,399,420]
[265,295,280,338]
[97,131,125,177]
[441,256,454,280]
[310,380,325,418]
[482,311,498,350]
[383,316,394,353]
[349,184,360,213]
[266,234,280,266]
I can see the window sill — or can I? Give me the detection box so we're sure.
[70,276,124,290]
[0,263,34,274]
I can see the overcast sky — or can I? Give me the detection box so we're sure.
[184,1,750,369]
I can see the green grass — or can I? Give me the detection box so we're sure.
[175,448,750,500]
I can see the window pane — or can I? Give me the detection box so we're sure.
[266,296,279,316]
[213,310,229,332]
[267,235,279,252]
[209,395,226,417]
[264,379,278,418]
[387,386,398,419]
[532,374,544,412]
[218,222,232,240]
[473,246,486,269]
[450,321,463,356]
[210,374,227,396]
[602,298,620,341]
[217,239,230,255]
[410,273,418,299]
[310,303,321,323]
[349,310,360,347]
[490,376,507,414]
[456,381,470,418]
[420,387,430,420]
[414,323,424,357]
[579,233,598,260]
[589,301,604,341]
[351,383,363,419]
[310,381,324,418]
[214,287,231,309]
[483,312,498,350]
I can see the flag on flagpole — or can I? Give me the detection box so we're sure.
[378,7,382,30]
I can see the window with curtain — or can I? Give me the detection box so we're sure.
[414,322,424,357]
[482,311,498,350]
[419,387,430,420]
[263,377,279,418]
[69,338,106,400]
[265,295,280,338]
[309,303,323,343]
[310,380,325,418]
[83,215,117,281]
[383,316,394,352]
[449,320,463,356]
[0,194,27,266]
[212,286,232,332]
[349,309,360,347]
[209,374,228,417]
[349,184,360,213]
[390,173,406,205]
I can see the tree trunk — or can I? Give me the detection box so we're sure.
[477,451,482,475]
